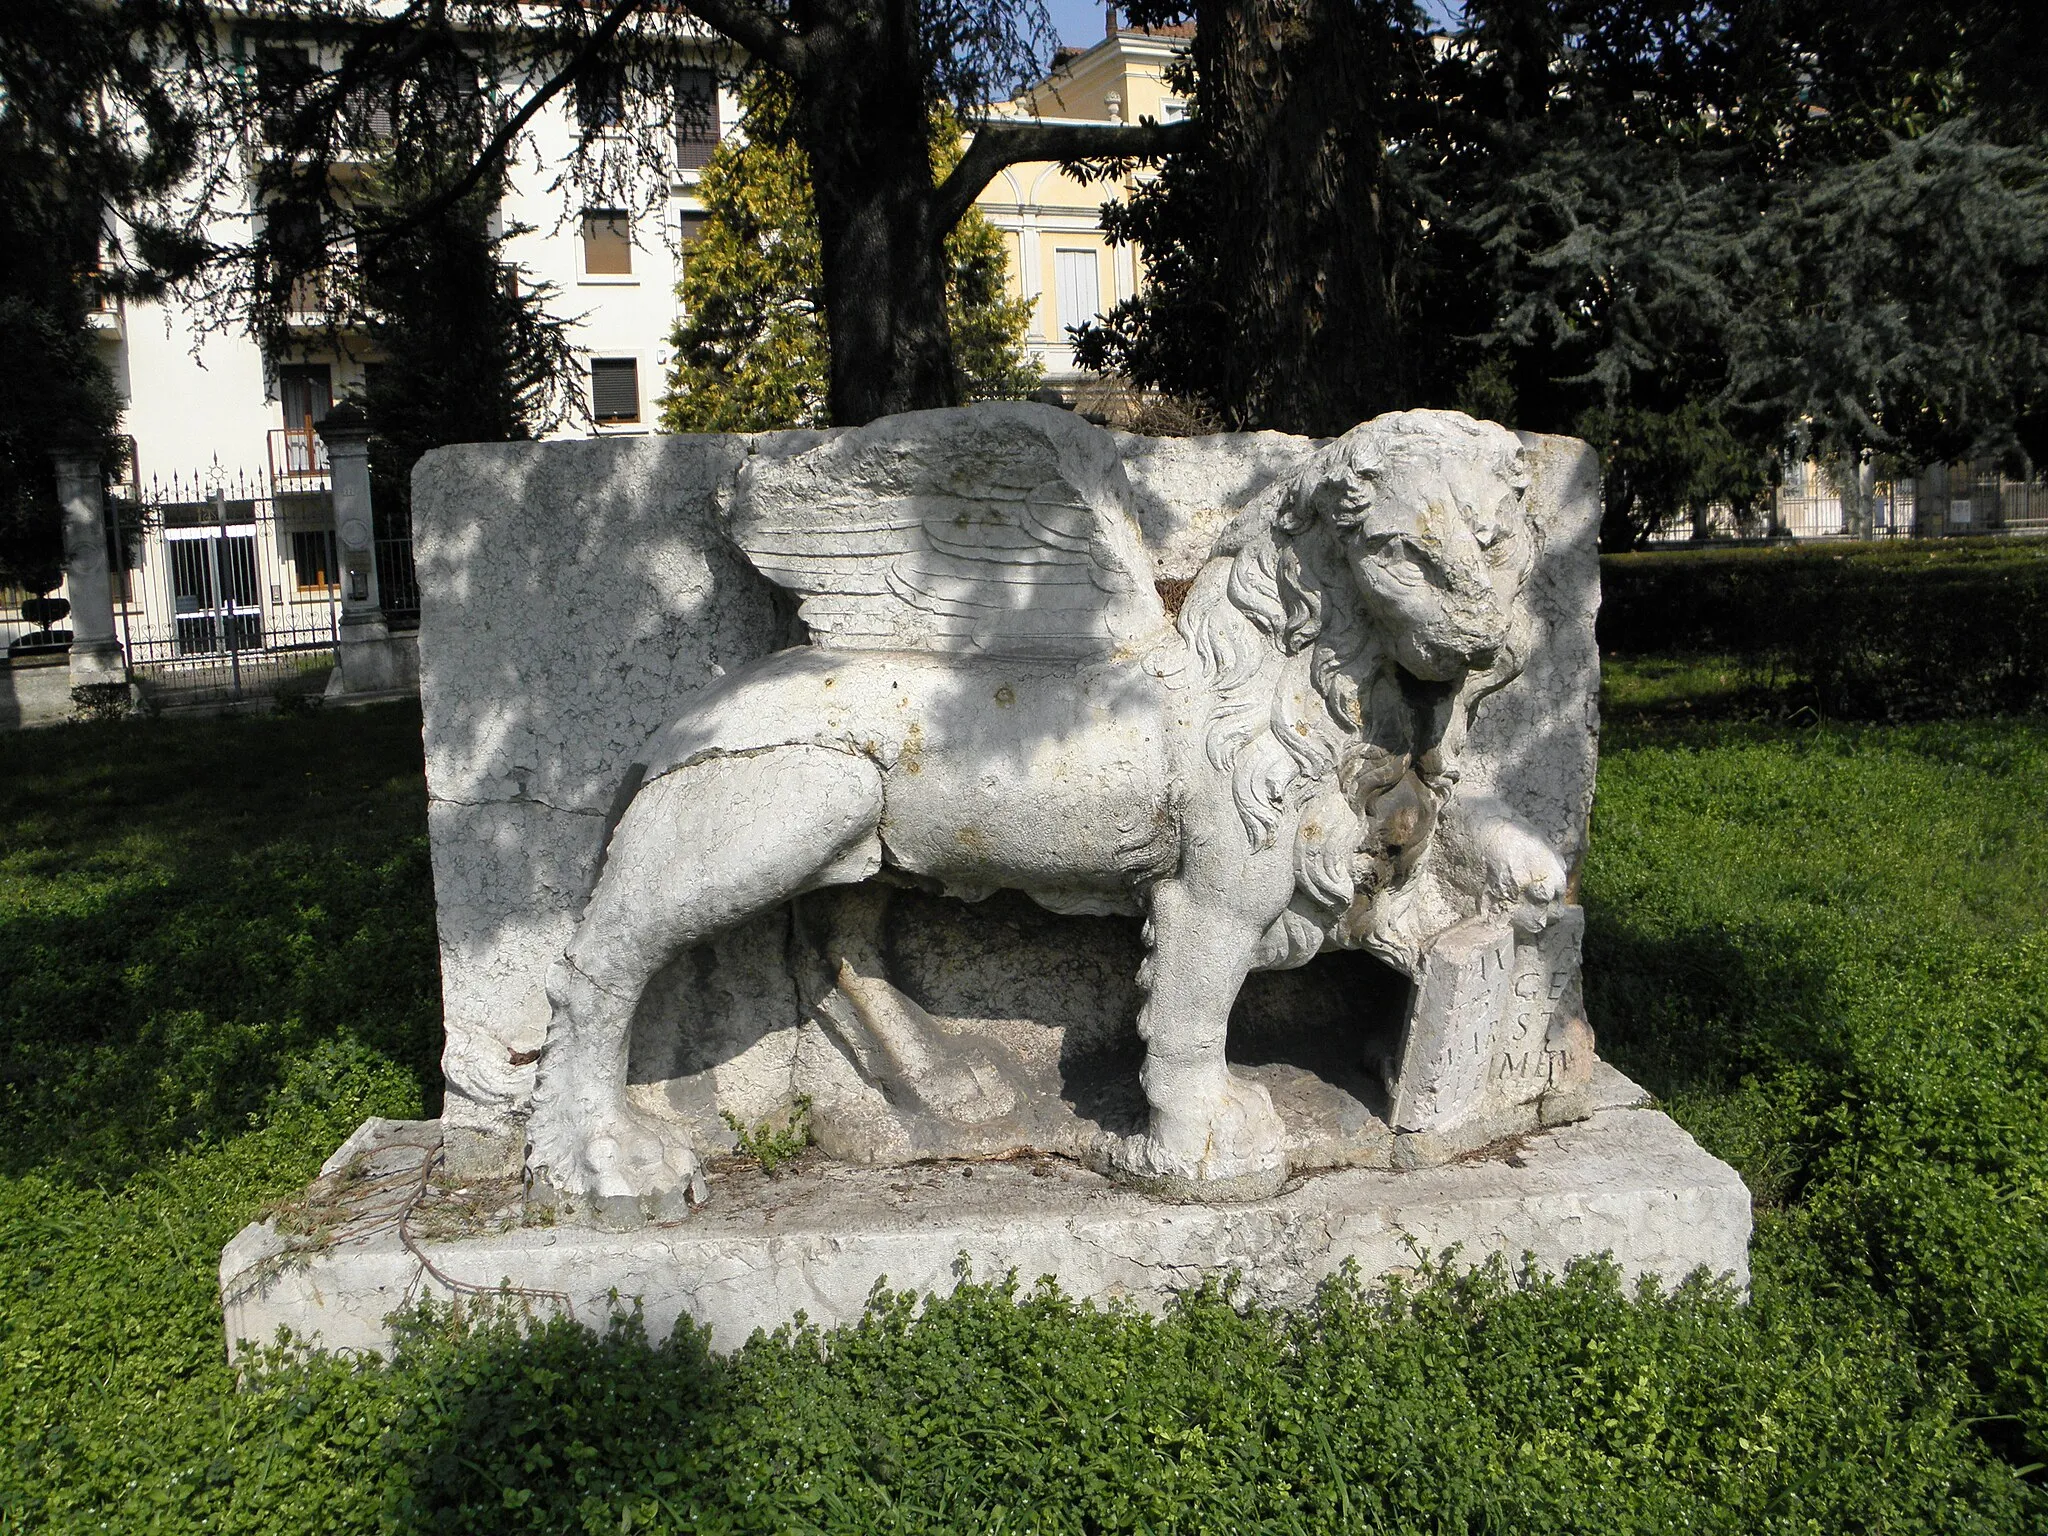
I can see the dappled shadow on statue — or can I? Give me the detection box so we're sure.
[490,404,1592,1221]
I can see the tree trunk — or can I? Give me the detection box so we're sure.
[796,32,960,426]
[1195,0,1410,437]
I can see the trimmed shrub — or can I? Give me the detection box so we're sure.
[1598,542,2048,719]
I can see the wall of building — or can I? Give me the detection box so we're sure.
[98,21,1178,493]
[973,25,1190,385]
[98,24,736,494]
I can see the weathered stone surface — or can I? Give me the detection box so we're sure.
[1111,428,1321,581]
[411,435,782,1177]
[216,407,1755,1361]
[221,1099,1746,1360]
[412,409,1610,1203]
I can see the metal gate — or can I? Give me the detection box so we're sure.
[112,467,414,704]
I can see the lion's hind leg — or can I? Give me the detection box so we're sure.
[529,744,884,1225]
[1110,877,1292,1200]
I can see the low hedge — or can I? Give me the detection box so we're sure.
[1598,541,2048,719]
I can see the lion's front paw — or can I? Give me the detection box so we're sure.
[530,1100,705,1229]
[1478,818,1568,927]
[1109,1068,1289,1201]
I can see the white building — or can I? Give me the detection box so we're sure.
[102,37,736,495]
[58,17,1183,696]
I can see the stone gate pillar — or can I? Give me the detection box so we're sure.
[317,404,410,695]
[52,451,128,689]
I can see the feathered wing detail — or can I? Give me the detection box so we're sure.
[728,403,1165,659]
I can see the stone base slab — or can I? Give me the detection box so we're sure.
[221,1105,1750,1359]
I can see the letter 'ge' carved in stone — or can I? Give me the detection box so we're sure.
[525,403,1570,1221]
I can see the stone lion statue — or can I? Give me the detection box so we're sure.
[528,403,1567,1220]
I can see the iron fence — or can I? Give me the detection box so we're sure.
[1643,459,2048,546]
[112,465,417,704]
[376,533,421,625]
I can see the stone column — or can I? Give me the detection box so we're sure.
[53,452,128,688]
[317,403,409,695]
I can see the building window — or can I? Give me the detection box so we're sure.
[678,210,709,286]
[590,358,641,423]
[257,46,315,146]
[675,68,721,169]
[263,201,333,314]
[292,528,339,592]
[278,364,332,433]
[581,211,633,277]
[1054,248,1102,335]
[575,63,626,134]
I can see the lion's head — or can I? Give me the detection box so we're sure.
[1180,410,1535,902]
[1280,411,1534,684]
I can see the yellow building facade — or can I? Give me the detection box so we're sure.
[973,22,1192,389]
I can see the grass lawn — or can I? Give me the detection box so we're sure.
[1,686,2044,1533]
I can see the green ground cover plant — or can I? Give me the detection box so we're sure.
[1599,541,2048,720]
[1,693,2043,1532]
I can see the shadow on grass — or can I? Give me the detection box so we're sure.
[1580,906,1848,1213]
[0,703,443,1185]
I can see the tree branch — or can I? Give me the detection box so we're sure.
[933,117,1193,231]
[357,0,653,252]
[676,0,804,75]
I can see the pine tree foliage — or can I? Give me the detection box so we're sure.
[1093,0,2048,547]
[0,0,211,590]
[355,164,580,532]
[663,77,1038,434]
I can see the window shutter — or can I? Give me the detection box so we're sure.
[591,358,641,423]
[582,211,633,276]
[675,68,721,169]
[1054,249,1102,334]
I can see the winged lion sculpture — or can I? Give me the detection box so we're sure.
[526,403,1569,1218]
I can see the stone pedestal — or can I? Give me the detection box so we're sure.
[317,407,415,697]
[220,1093,1749,1360]
[53,453,128,689]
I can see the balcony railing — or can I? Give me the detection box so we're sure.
[268,423,329,485]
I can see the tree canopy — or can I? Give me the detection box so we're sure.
[1088,0,2048,545]
[350,90,581,532]
[0,0,211,590]
[177,0,1178,428]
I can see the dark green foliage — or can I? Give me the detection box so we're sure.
[0,0,208,589]
[358,192,579,533]
[3,691,2047,1530]
[1598,542,2048,719]
[1097,2,2048,544]
[1080,1,1432,437]
[1586,704,2048,1474]
[325,1261,2024,1534]
[0,703,439,1184]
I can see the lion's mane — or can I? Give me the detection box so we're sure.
[1176,412,1529,920]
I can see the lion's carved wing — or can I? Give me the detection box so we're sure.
[728,403,1165,660]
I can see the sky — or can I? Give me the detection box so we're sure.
[1044,0,1115,47]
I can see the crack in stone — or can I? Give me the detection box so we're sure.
[433,792,605,818]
